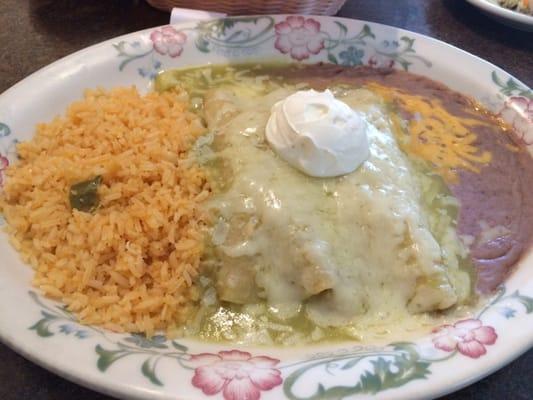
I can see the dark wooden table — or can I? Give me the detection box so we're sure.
[0,1,531,399]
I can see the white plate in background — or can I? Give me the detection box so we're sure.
[466,0,533,30]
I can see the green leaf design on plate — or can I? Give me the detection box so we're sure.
[340,356,364,370]
[217,18,237,36]
[327,53,339,65]
[334,21,348,37]
[114,41,154,71]
[94,341,190,386]
[359,343,430,393]
[29,311,58,337]
[195,35,210,53]
[0,122,11,138]
[360,24,376,40]
[96,345,132,372]
[478,287,533,320]
[195,16,274,50]
[171,340,188,353]
[141,358,164,386]
[113,41,128,57]
[124,333,168,349]
[400,36,415,52]
[24,283,533,395]
[507,290,533,313]
[379,36,431,71]
[397,59,413,71]
[492,71,532,98]
[283,342,430,399]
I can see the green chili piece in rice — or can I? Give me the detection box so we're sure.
[69,175,102,213]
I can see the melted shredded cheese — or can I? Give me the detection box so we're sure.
[367,83,492,182]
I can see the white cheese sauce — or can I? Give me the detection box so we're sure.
[197,83,473,344]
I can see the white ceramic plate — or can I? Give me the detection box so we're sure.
[0,15,532,400]
[466,0,533,31]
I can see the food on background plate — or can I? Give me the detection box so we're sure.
[498,0,533,15]
[1,63,532,344]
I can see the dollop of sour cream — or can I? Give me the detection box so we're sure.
[265,89,369,178]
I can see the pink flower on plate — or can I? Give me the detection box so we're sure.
[187,350,282,400]
[0,154,9,186]
[274,16,325,61]
[432,319,497,359]
[499,96,533,145]
[368,53,395,69]
[150,26,187,57]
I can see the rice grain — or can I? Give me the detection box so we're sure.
[0,87,209,336]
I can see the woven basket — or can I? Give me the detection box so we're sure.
[146,0,347,15]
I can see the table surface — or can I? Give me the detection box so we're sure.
[0,0,532,399]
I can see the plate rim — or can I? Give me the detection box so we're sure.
[0,14,532,400]
[1,14,531,100]
[466,0,533,26]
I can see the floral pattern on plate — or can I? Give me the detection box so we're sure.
[150,26,187,57]
[432,319,497,358]
[113,16,431,78]
[499,96,533,145]
[25,286,533,399]
[0,123,17,194]
[492,72,533,145]
[187,350,283,400]
[273,16,325,61]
